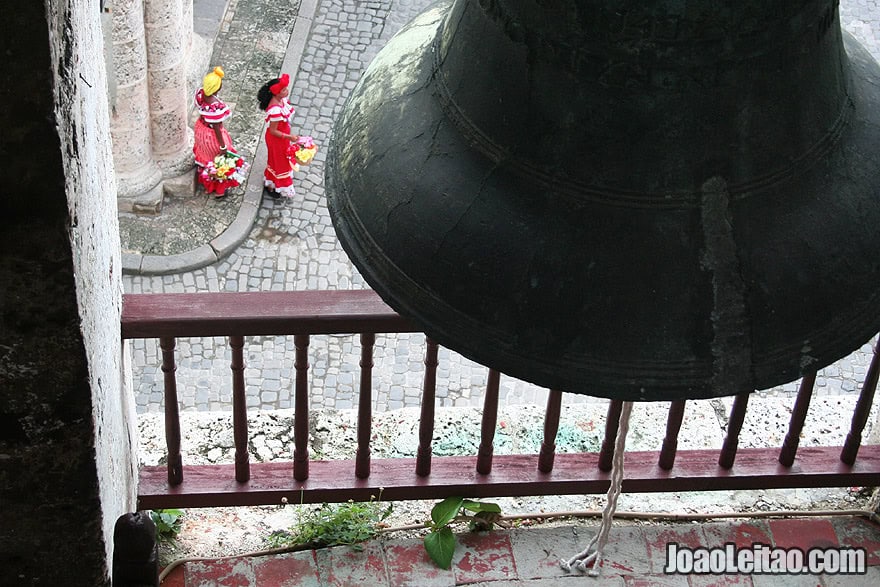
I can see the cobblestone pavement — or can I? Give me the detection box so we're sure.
[125,0,880,416]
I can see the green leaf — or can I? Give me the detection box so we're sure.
[461,500,501,514]
[424,526,457,569]
[149,509,184,543]
[431,497,464,528]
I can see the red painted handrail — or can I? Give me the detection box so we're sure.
[121,290,416,338]
[122,292,880,511]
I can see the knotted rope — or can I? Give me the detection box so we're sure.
[561,400,634,576]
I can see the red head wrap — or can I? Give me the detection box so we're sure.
[270,74,290,95]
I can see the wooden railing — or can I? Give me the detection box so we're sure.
[122,291,880,510]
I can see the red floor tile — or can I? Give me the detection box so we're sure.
[687,575,754,586]
[644,524,706,574]
[253,551,320,586]
[768,519,839,550]
[159,564,185,587]
[184,557,254,587]
[829,516,880,566]
[383,540,456,586]
[624,574,689,586]
[316,541,388,586]
[599,524,654,577]
[701,521,772,550]
[152,519,879,586]
[453,531,518,584]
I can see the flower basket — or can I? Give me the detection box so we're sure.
[200,151,249,195]
[288,136,318,166]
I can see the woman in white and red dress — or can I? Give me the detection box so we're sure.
[257,73,299,199]
[194,66,237,196]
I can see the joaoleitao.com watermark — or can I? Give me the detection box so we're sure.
[664,543,867,575]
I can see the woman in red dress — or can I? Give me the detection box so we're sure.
[194,66,240,196]
[257,74,299,198]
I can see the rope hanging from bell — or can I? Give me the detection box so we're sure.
[561,401,634,576]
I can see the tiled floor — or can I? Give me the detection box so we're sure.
[160,515,880,586]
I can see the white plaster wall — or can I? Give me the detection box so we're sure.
[46,0,138,570]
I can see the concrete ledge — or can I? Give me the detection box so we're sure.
[211,197,260,258]
[138,244,219,276]
[286,0,319,70]
[122,252,143,274]
[210,130,267,258]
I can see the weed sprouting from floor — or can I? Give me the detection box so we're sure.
[266,496,393,550]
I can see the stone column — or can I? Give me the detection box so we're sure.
[144,0,193,176]
[183,0,194,56]
[110,0,164,212]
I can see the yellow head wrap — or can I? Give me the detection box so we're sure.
[202,66,225,96]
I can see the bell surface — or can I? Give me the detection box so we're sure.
[325,0,880,401]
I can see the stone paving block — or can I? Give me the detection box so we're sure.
[592,523,654,577]
[315,541,388,586]
[252,551,321,586]
[382,538,456,586]
[509,526,582,580]
[453,531,519,584]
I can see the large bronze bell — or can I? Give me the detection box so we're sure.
[326,0,880,401]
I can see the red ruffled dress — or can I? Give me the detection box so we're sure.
[194,89,237,195]
[264,97,297,198]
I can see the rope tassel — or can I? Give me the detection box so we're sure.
[561,400,634,577]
